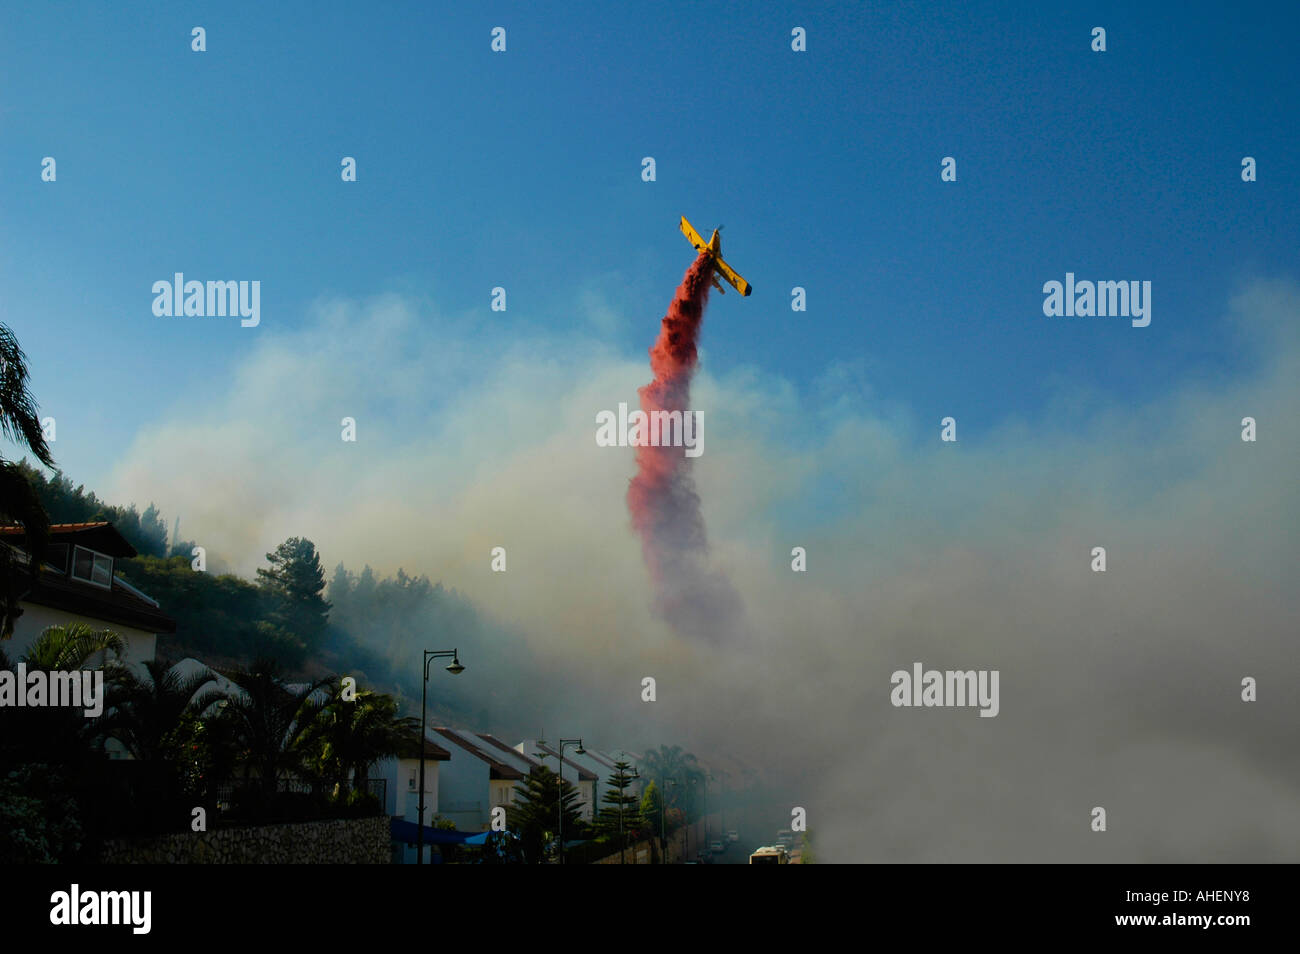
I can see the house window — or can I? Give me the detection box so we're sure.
[44,543,70,574]
[409,769,417,791]
[71,545,113,589]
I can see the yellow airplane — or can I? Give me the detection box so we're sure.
[680,216,752,296]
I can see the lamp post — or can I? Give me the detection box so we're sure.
[557,738,584,864]
[417,649,465,865]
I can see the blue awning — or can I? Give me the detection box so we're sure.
[390,817,493,845]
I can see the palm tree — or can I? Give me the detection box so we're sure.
[215,658,329,810]
[295,682,418,796]
[105,659,223,763]
[639,744,705,816]
[95,660,226,822]
[0,323,55,638]
[19,622,124,669]
[0,623,125,768]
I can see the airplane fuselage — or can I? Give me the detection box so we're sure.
[679,215,751,297]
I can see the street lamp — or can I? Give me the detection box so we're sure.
[557,737,584,864]
[417,649,464,865]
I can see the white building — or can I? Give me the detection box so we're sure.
[374,733,453,864]
[431,727,530,832]
[2,522,175,761]
[1,522,175,672]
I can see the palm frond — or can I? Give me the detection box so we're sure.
[0,324,54,467]
[22,622,125,670]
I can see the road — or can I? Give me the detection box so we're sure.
[697,805,800,865]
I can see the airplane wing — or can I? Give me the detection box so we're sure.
[712,255,752,297]
[680,216,708,252]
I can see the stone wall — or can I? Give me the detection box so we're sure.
[100,815,390,864]
[593,837,657,864]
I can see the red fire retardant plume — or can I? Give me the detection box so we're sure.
[627,252,743,643]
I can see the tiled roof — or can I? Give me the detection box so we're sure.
[0,521,138,558]
[0,521,111,533]
[527,740,599,781]
[431,727,524,780]
[400,737,453,761]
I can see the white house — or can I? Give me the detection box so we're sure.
[431,727,529,832]
[1,522,175,672]
[2,522,175,761]
[374,733,453,864]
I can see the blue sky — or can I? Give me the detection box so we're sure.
[3,4,1298,861]
[1,0,1296,492]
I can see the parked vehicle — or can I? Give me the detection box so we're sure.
[709,839,725,853]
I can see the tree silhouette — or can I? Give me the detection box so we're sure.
[0,323,54,637]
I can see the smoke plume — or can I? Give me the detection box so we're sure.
[626,252,744,643]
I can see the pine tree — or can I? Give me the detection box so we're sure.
[256,537,331,649]
[506,765,584,864]
[597,760,643,841]
[353,564,377,604]
[328,562,353,609]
